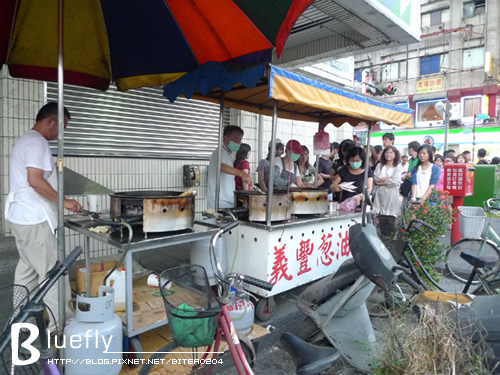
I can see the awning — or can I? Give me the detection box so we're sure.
[164,63,414,128]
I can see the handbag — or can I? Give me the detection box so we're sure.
[399,178,412,197]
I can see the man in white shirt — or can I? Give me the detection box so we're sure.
[6,102,82,331]
[207,125,252,210]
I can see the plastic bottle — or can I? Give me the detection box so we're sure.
[105,267,126,311]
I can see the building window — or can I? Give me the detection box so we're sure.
[420,54,448,75]
[463,0,485,18]
[381,62,399,82]
[415,99,446,128]
[354,69,362,83]
[421,8,450,28]
[460,95,489,125]
[463,47,485,69]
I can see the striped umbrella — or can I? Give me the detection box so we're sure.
[0,0,313,91]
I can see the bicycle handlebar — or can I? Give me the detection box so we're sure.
[0,246,83,355]
[486,198,500,211]
[242,275,273,291]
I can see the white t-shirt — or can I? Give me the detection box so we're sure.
[274,157,299,178]
[207,146,235,210]
[7,130,54,225]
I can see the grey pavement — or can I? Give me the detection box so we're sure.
[0,217,499,374]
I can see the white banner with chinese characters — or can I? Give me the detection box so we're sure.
[224,215,359,297]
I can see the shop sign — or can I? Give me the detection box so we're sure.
[416,77,444,94]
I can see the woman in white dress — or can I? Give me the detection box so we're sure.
[372,146,405,216]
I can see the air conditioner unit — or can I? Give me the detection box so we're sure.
[449,102,461,121]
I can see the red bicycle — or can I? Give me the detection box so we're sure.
[138,221,272,375]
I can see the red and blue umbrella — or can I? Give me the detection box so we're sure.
[0,0,314,91]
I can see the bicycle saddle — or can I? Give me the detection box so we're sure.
[460,251,499,269]
[281,332,341,375]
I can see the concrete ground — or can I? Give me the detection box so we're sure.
[0,217,499,374]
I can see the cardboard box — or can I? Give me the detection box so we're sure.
[116,276,167,331]
[76,261,122,297]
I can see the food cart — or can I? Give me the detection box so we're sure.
[164,63,414,319]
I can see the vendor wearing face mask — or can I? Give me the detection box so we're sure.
[207,125,253,210]
[274,139,314,188]
[331,146,373,206]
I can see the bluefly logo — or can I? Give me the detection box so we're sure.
[11,322,113,366]
[11,323,40,365]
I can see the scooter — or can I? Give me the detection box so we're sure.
[281,192,500,374]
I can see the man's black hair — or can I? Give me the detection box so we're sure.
[382,132,395,141]
[223,125,244,137]
[36,102,71,122]
[478,148,487,158]
[408,141,420,152]
[463,150,471,155]
[374,145,383,154]
[331,142,340,151]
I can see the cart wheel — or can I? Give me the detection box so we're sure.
[123,336,143,368]
[255,297,276,322]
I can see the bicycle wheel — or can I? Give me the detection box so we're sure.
[138,338,255,375]
[472,278,500,295]
[445,239,500,283]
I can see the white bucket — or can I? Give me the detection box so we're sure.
[227,297,255,335]
[105,268,126,311]
[189,237,227,286]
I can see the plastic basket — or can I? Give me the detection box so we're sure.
[374,215,407,262]
[458,206,486,239]
[160,265,221,347]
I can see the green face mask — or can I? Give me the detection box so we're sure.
[349,161,362,169]
[227,141,240,152]
[291,153,300,162]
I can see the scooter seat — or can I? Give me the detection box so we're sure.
[281,332,341,375]
[460,251,499,269]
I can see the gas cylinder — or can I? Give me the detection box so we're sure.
[105,267,126,311]
[227,295,255,335]
[65,286,123,375]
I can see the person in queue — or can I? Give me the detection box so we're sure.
[367,145,379,172]
[331,146,373,207]
[455,154,466,164]
[274,139,314,188]
[434,154,445,191]
[256,139,284,193]
[400,141,420,199]
[296,145,324,186]
[373,145,383,162]
[410,144,441,203]
[207,125,252,209]
[382,132,395,147]
[332,139,356,175]
[329,142,340,162]
[491,157,500,165]
[315,145,333,191]
[463,150,471,163]
[5,102,82,331]
[477,148,488,165]
[372,146,404,217]
[234,143,252,190]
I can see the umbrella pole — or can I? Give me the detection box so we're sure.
[266,100,278,227]
[57,0,67,342]
[362,121,373,226]
[215,94,225,212]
